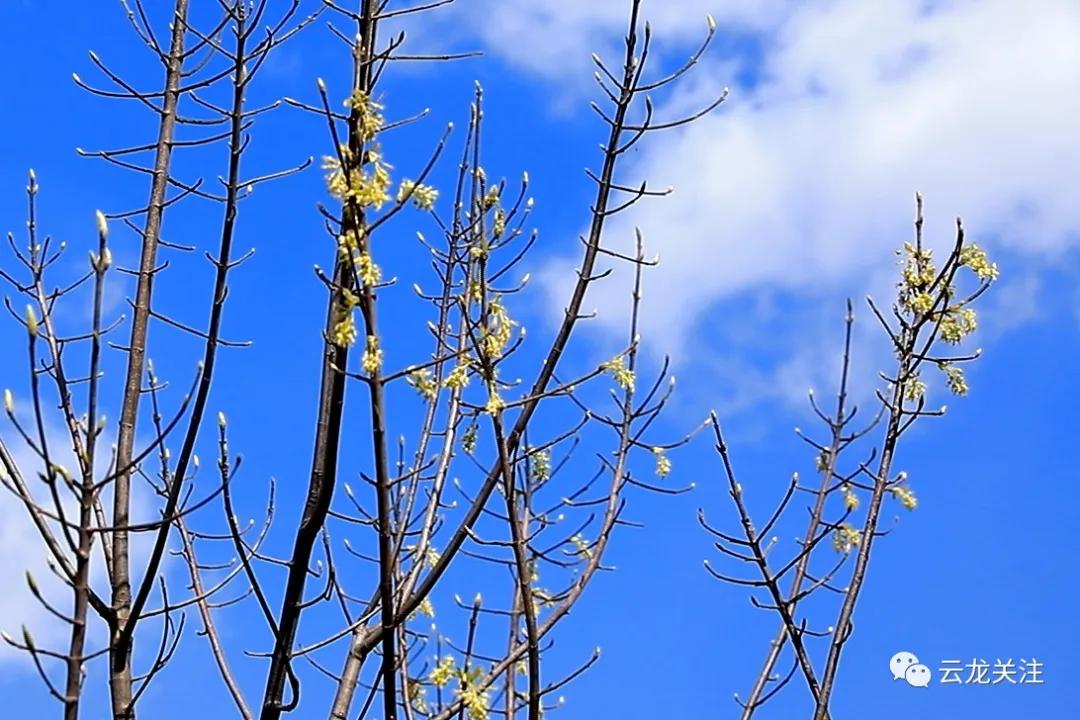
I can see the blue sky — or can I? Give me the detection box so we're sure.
[1,1,1078,719]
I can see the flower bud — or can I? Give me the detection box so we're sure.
[25,305,38,337]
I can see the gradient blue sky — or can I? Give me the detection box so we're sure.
[1,1,1078,719]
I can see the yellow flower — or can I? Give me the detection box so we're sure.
[25,305,39,337]
[481,299,516,359]
[904,374,926,402]
[842,485,859,511]
[908,292,934,314]
[344,89,385,142]
[425,546,441,568]
[890,485,918,511]
[529,448,550,481]
[570,534,593,559]
[939,307,977,344]
[419,597,435,618]
[356,252,381,287]
[430,656,455,688]
[484,388,505,415]
[653,447,671,478]
[325,147,393,209]
[337,230,358,258]
[457,666,490,720]
[832,523,862,554]
[331,288,361,348]
[363,156,393,209]
[902,265,936,289]
[444,361,471,391]
[398,179,439,210]
[467,280,485,304]
[331,315,357,347]
[361,335,383,374]
[601,356,635,392]
[323,154,348,198]
[941,363,968,396]
[408,368,437,400]
[958,243,999,281]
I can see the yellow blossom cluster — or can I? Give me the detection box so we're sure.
[833,523,862,554]
[959,243,999,281]
[331,288,360,347]
[322,146,393,210]
[529,447,551,481]
[481,298,516,359]
[334,221,380,288]
[469,241,489,261]
[457,666,490,720]
[938,307,977,344]
[344,88,385,143]
[890,484,918,510]
[361,334,383,374]
[941,363,968,395]
[901,242,938,289]
[842,485,859,511]
[467,280,485,305]
[570,533,593,559]
[908,292,935,314]
[427,655,491,720]
[398,179,440,210]
[408,368,438,400]
[444,361,471,391]
[653,447,671,478]
[430,656,456,688]
[898,242,938,314]
[419,597,435,618]
[904,374,927,402]
[408,596,436,621]
[484,386,505,415]
[355,252,381,287]
[600,355,635,392]
[894,238,999,401]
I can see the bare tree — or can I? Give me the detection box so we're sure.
[702,195,999,718]
[0,1,724,719]
[5,3,994,718]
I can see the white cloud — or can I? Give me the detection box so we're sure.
[0,427,92,663]
[502,0,1080,402]
[447,0,782,80]
[0,417,159,668]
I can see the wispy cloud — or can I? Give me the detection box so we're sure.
[446,0,783,80]
[487,0,1080,405]
[0,415,158,667]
